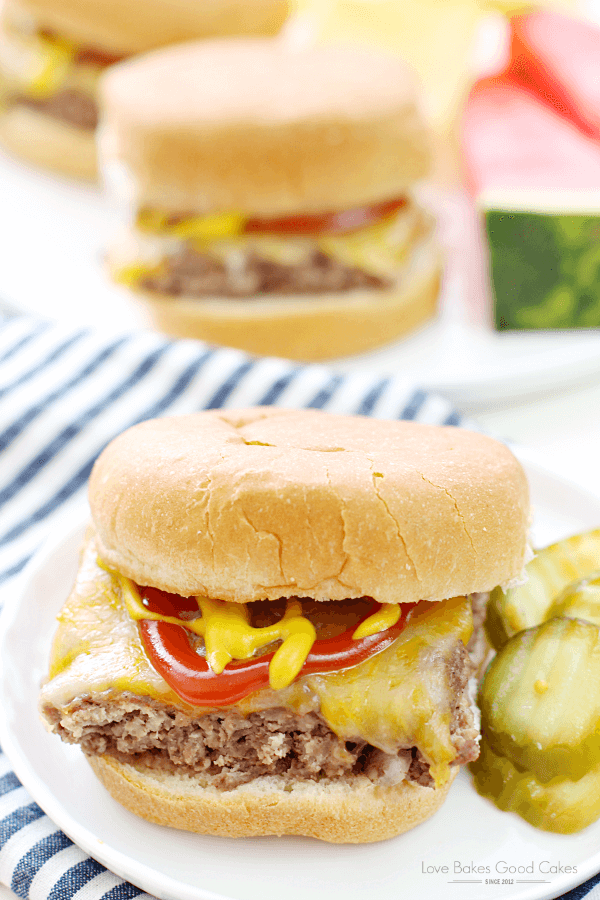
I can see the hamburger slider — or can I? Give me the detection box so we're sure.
[0,0,289,179]
[40,409,529,842]
[100,40,441,360]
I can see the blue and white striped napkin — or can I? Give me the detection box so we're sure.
[0,314,597,900]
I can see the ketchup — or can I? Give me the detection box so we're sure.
[138,589,411,706]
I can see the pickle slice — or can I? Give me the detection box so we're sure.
[480,617,600,782]
[486,529,600,649]
[550,571,600,627]
[472,741,600,834]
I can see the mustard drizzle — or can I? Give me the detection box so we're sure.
[352,602,401,639]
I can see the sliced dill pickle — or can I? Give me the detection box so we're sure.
[472,741,600,834]
[485,528,600,649]
[480,617,600,782]
[550,571,600,627]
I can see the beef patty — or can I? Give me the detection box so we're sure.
[15,89,98,131]
[139,246,390,299]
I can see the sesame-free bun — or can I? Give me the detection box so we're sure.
[99,40,430,216]
[0,103,97,179]
[12,0,289,57]
[89,408,530,604]
[122,231,441,362]
[88,754,458,843]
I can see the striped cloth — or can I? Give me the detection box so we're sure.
[0,314,595,900]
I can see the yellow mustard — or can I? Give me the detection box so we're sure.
[137,209,245,242]
[353,603,401,639]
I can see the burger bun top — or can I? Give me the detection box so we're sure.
[89,408,530,605]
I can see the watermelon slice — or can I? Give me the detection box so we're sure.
[509,11,600,140]
[462,75,600,329]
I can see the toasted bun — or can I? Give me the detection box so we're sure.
[99,40,430,216]
[11,0,289,56]
[0,103,97,179]
[88,754,458,842]
[89,408,530,604]
[122,234,441,362]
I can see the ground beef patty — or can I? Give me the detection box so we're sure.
[139,246,390,299]
[41,642,479,791]
[15,89,98,130]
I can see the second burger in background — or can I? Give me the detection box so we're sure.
[100,40,442,361]
[0,0,289,179]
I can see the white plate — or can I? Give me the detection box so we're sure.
[2,452,600,900]
[3,151,600,409]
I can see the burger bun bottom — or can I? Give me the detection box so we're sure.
[88,754,458,843]
[0,104,97,180]
[127,236,441,362]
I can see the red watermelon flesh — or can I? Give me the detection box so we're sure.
[462,75,600,195]
[509,11,600,140]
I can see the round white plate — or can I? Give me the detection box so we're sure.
[1,451,600,900]
[3,151,600,409]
